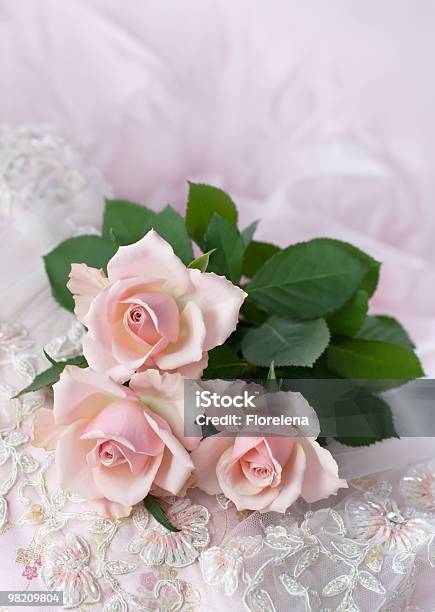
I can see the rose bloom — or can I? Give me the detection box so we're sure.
[191,388,347,513]
[67,230,247,382]
[32,366,197,518]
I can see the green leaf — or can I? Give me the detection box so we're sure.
[275,365,317,379]
[204,214,245,283]
[61,355,88,367]
[108,227,120,247]
[43,349,58,367]
[14,354,87,398]
[278,377,398,446]
[202,345,247,379]
[144,205,193,264]
[241,316,330,367]
[327,339,424,381]
[14,366,63,398]
[241,220,259,246]
[240,300,268,325]
[312,355,341,379]
[265,361,281,391]
[144,495,180,532]
[357,315,415,348]
[225,324,251,353]
[333,393,398,447]
[327,290,368,336]
[185,182,238,248]
[103,199,155,245]
[188,249,216,272]
[267,361,276,380]
[312,238,380,297]
[44,236,117,311]
[246,240,368,320]
[242,241,281,278]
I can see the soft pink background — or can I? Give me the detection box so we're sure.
[1,0,435,373]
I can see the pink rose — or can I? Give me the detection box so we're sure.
[32,366,195,518]
[191,424,347,513]
[67,230,247,382]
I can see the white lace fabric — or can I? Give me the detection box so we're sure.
[0,125,434,611]
[202,472,435,612]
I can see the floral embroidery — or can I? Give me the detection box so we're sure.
[17,548,43,583]
[0,320,34,365]
[0,124,106,236]
[400,459,435,513]
[44,319,85,362]
[138,570,159,593]
[16,546,43,567]
[345,494,432,553]
[200,536,262,596]
[22,565,38,580]
[128,498,210,568]
[41,534,100,608]
[198,498,435,612]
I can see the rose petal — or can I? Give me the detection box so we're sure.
[107,229,190,296]
[190,435,234,494]
[87,498,132,519]
[111,320,160,369]
[264,437,296,470]
[116,443,152,475]
[263,443,306,512]
[231,437,265,462]
[240,444,277,487]
[55,419,102,500]
[32,407,66,451]
[93,455,162,506]
[53,366,133,426]
[130,369,201,451]
[81,285,115,346]
[144,409,194,490]
[222,457,265,496]
[105,278,167,323]
[151,472,196,498]
[154,301,206,371]
[81,333,134,383]
[299,438,347,503]
[123,292,179,343]
[216,446,280,510]
[84,282,163,375]
[86,440,151,475]
[67,263,109,322]
[186,269,247,351]
[81,400,165,456]
[174,352,208,379]
[123,303,161,345]
[153,445,194,495]
[271,390,321,438]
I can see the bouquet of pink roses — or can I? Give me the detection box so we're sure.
[22,183,422,524]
